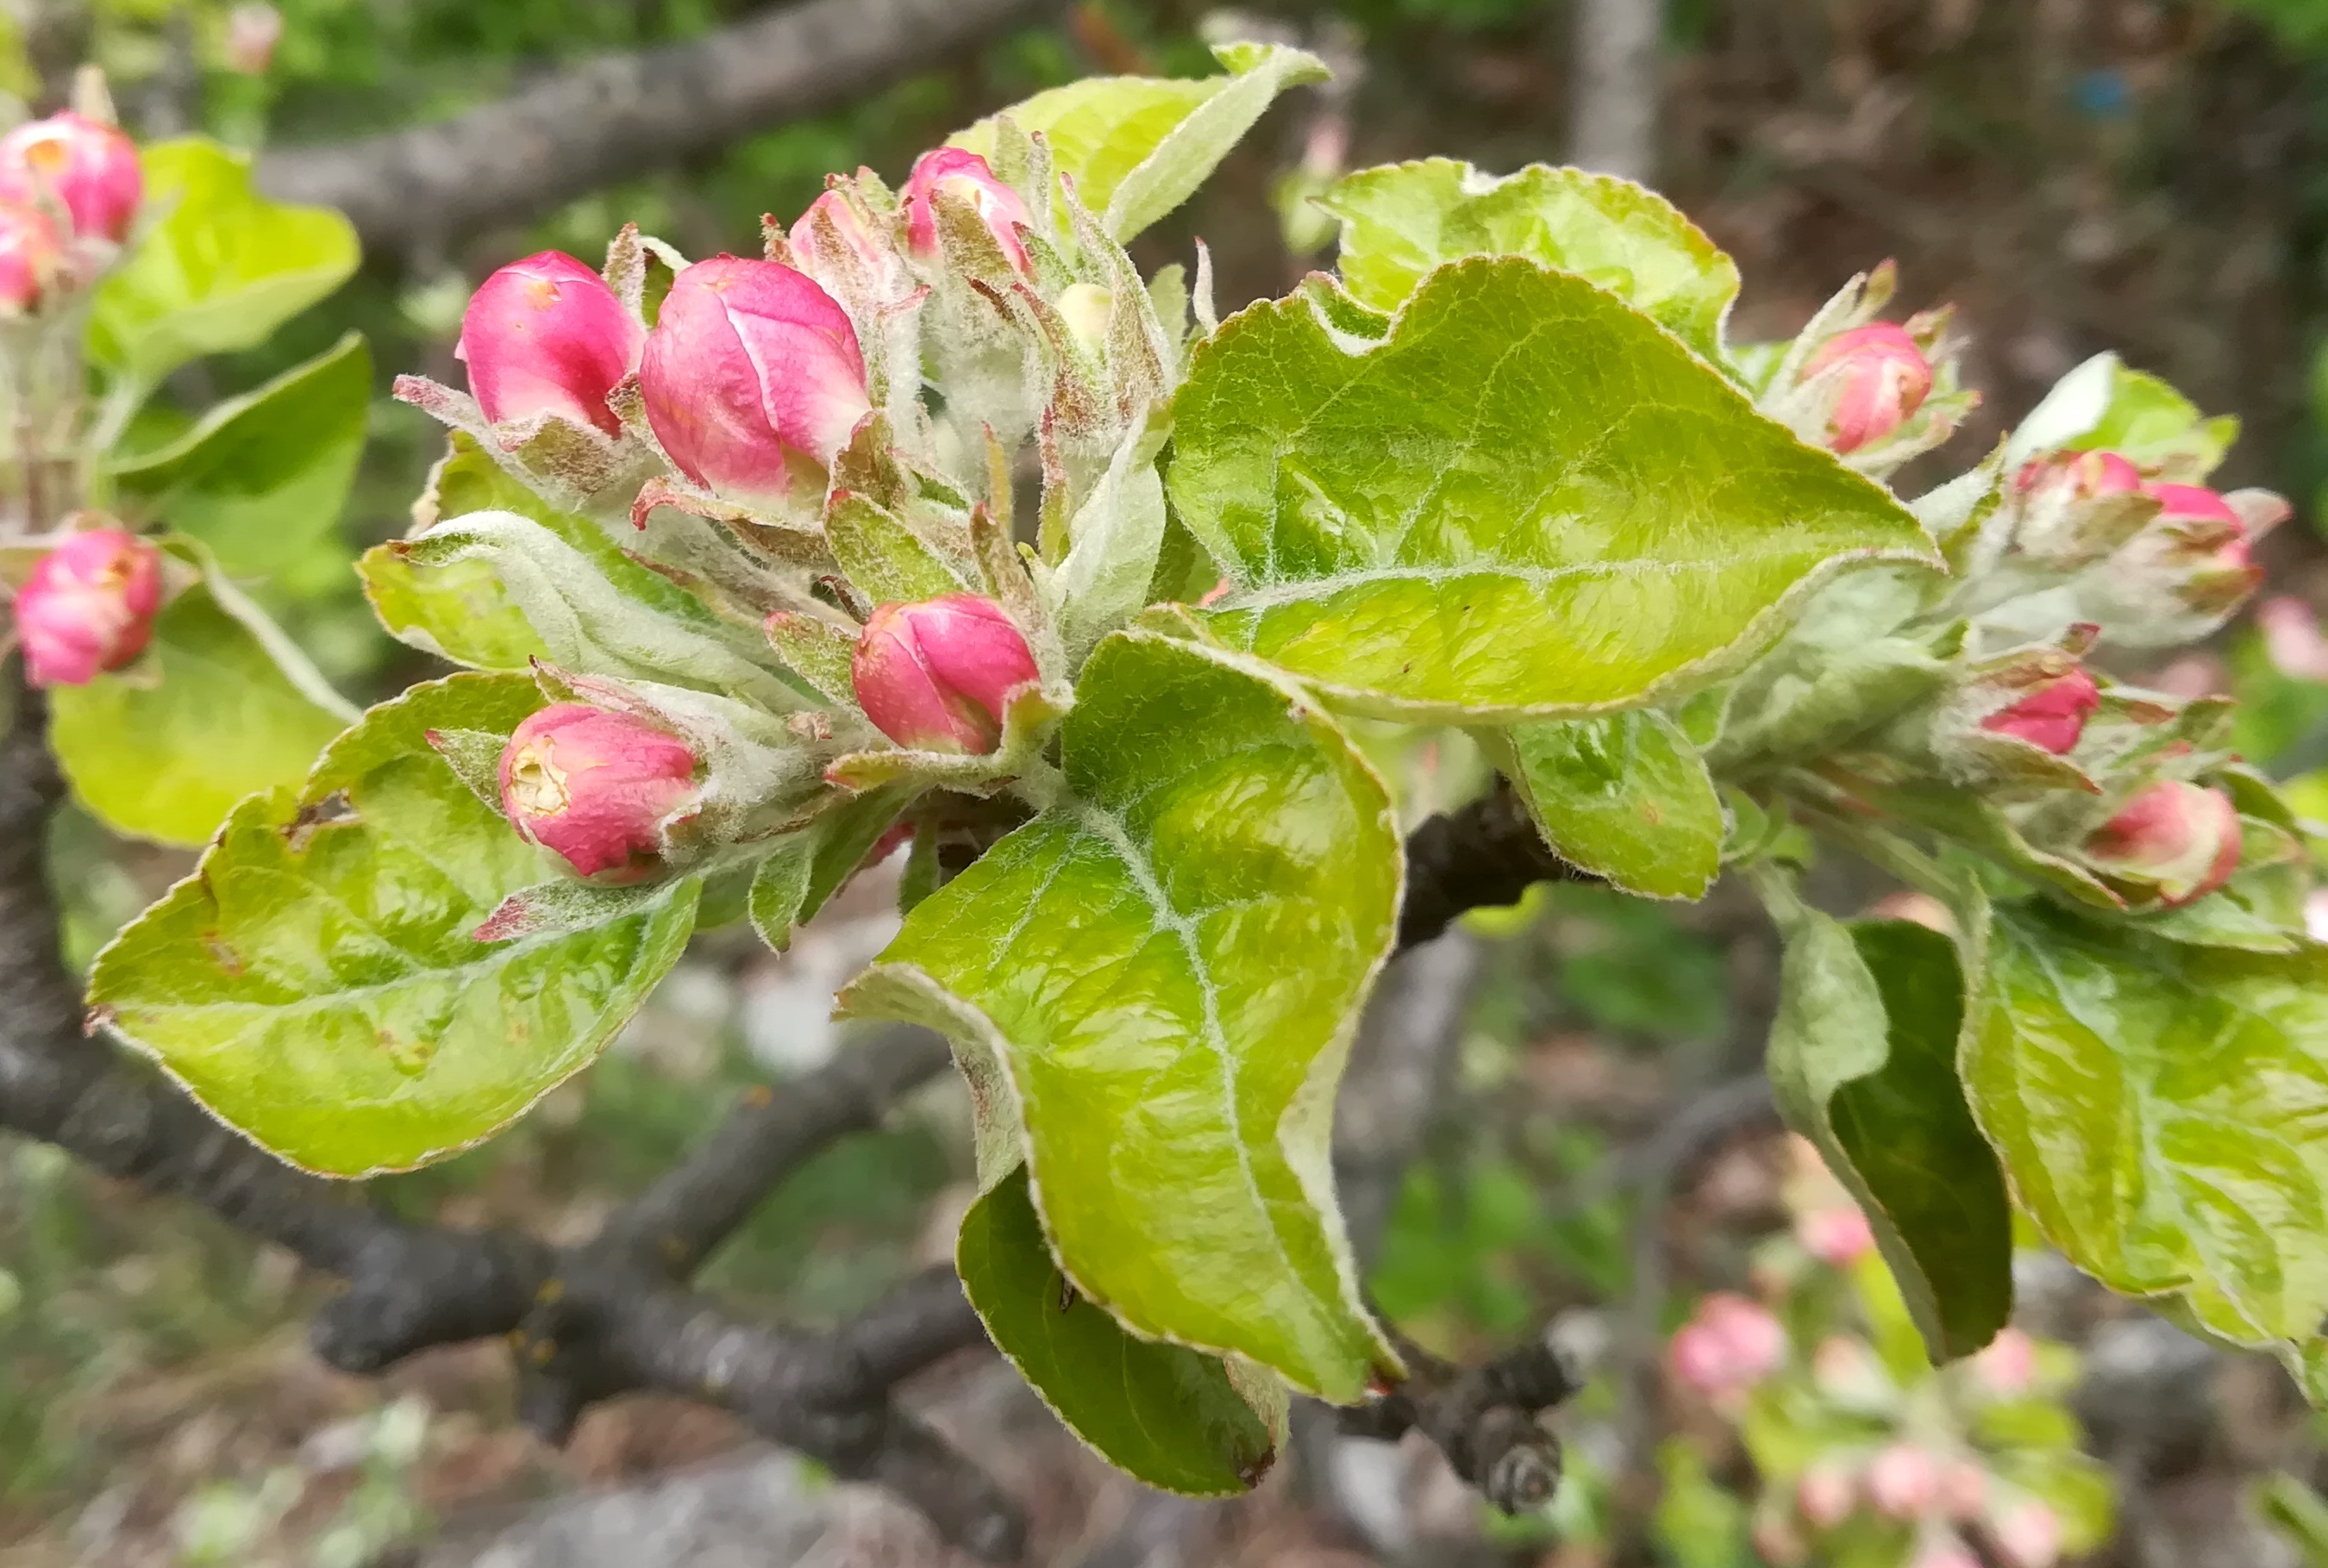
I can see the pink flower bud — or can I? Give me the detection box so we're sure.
[13,528,161,687]
[1868,1443,1940,1520]
[789,190,886,273]
[1912,1540,1981,1568]
[2306,888,2328,942]
[1969,1326,2038,1396]
[639,256,869,507]
[223,3,284,75]
[458,251,642,438]
[1981,667,2100,754]
[902,147,1034,275]
[1797,1462,1858,1529]
[1804,322,1934,453]
[0,112,141,243]
[851,593,1039,754]
[1797,1203,1877,1266]
[1940,1459,1987,1519]
[2014,448,2143,499]
[1992,1500,2062,1568]
[2148,482,2242,530]
[2084,779,2243,908]
[498,703,699,882]
[2257,597,2328,683]
[0,198,64,313]
[1669,1291,1787,1402]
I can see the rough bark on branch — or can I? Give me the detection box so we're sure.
[255,0,1071,259]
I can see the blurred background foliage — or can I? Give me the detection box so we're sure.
[14,1,2328,1565]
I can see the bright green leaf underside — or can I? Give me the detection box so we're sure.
[91,138,360,390]
[1769,914,2014,1359]
[1504,710,1723,899]
[1169,258,1937,721]
[49,584,350,847]
[843,631,1401,1401]
[1966,903,2328,1377]
[86,674,699,1176]
[957,1166,1275,1494]
[1322,158,1739,360]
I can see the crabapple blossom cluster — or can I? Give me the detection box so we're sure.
[1668,1142,2106,1568]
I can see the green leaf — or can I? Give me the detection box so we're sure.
[1050,423,1168,667]
[826,491,970,604]
[958,1165,1279,1494]
[842,630,1401,1399]
[949,43,1328,241]
[1167,259,1937,721]
[1322,159,1739,360]
[1763,901,2015,1360]
[86,674,701,1177]
[747,784,917,953]
[91,139,360,391]
[49,566,352,847]
[1501,710,1724,899]
[107,333,370,578]
[1964,902,2328,1383]
[2063,359,2238,482]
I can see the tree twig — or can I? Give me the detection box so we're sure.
[255,0,1070,260]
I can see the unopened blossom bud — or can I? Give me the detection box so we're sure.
[1797,1203,1876,1266]
[2306,888,2328,942]
[789,190,886,272]
[1981,667,2100,755]
[498,703,699,882]
[223,3,284,74]
[14,528,161,687]
[2083,779,2243,908]
[1940,1459,1987,1520]
[1056,282,1113,357]
[1969,1326,2038,1396]
[1797,1462,1857,1529]
[0,198,63,313]
[1668,1291,1787,1402]
[1992,1500,2062,1568]
[903,147,1034,275]
[1868,1443,1940,1520]
[851,593,1039,754]
[458,251,642,437]
[640,256,868,507]
[2257,597,2328,683]
[0,112,141,243]
[1804,322,1934,453]
[2014,447,2142,499]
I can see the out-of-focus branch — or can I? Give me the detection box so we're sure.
[1568,0,1664,184]
[254,0,1071,259]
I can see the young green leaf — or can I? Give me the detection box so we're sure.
[1167,259,1937,721]
[48,578,351,846]
[825,491,971,604]
[1048,423,1168,667]
[948,43,1329,242]
[747,784,918,953]
[1964,902,2328,1389]
[1763,901,2015,1360]
[842,630,1403,1401]
[957,1165,1280,1494]
[86,674,700,1177]
[1322,159,1739,360]
[106,333,371,579]
[396,512,812,711]
[1501,711,1724,899]
[91,139,360,392]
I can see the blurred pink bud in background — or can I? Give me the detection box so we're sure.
[0,112,141,241]
[13,528,161,687]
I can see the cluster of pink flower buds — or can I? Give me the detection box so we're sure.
[2081,778,2244,908]
[1668,1291,1787,1403]
[497,703,700,882]
[1980,667,2100,756]
[902,147,1034,276]
[458,251,642,436]
[11,528,161,687]
[850,592,1039,753]
[1804,322,1935,454]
